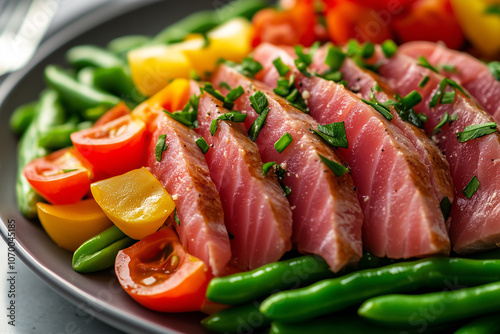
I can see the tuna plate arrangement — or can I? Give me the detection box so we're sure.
[9,0,500,333]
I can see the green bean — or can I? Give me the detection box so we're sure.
[82,105,111,122]
[77,67,96,86]
[260,258,500,323]
[72,225,135,273]
[358,281,500,327]
[45,65,120,112]
[9,101,37,136]
[206,255,334,305]
[454,313,500,334]
[107,35,151,56]
[201,302,270,334]
[38,120,78,150]
[92,67,146,106]
[66,45,125,70]
[153,0,267,44]
[269,315,452,334]
[16,90,65,218]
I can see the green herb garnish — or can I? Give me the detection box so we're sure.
[311,122,348,149]
[381,40,398,58]
[419,75,430,88]
[440,197,452,221]
[274,132,293,153]
[456,122,497,143]
[462,176,479,199]
[318,154,349,177]
[209,111,247,136]
[418,56,439,73]
[196,137,209,154]
[155,134,168,162]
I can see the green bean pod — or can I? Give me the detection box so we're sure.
[454,313,500,334]
[16,90,65,218]
[152,0,267,44]
[358,281,500,327]
[9,101,37,136]
[201,302,270,334]
[269,315,452,334]
[107,35,151,57]
[66,45,125,69]
[260,258,500,323]
[38,117,80,150]
[44,65,120,112]
[91,67,146,106]
[206,255,334,305]
[72,225,136,273]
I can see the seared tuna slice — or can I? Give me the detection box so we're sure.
[212,64,364,272]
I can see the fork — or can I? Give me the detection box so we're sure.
[0,0,58,76]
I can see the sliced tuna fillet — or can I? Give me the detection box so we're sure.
[374,50,500,254]
[212,64,364,272]
[399,41,500,122]
[253,43,450,258]
[189,81,293,270]
[144,110,231,276]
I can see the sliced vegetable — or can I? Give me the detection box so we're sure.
[202,302,270,334]
[36,199,113,252]
[23,148,93,205]
[71,114,146,177]
[72,225,135,273]
[115,227,211,312]
[91,167,175,240]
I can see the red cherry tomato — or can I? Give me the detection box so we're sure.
[391,0,464,49]
[23,148,92,205]
[252,1,317,47]
[324,0,394,44]
[93,102,130,128]
[70,114,146,177]
[115,227,212,312]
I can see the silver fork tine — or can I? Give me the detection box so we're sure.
[0,0,58,76]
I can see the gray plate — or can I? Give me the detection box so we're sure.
[0,1,219,333]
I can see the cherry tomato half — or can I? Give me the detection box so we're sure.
[115,227,211,312]
[93,102,131,128]
[23,147,92,205]
[71,114,146,177]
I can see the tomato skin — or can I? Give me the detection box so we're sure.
[23,148,92,205]
[324,0,394,44]
[252,1,317,47]
[391,0,464,49]
[93,102,130,128]
[115,227,211,312]
[71,114,146,177]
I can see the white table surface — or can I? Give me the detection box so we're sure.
[0,1,139,333]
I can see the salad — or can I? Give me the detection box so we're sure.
[7,0,500,333]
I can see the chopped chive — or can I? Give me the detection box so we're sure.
[407,109,426,129]
[440,64,456,73]
[203,83,244,110]
[311,122,348,149]
[374,83,382,92]
[361,98,393,121]
[318,70,343,82]
[262,161,278,176]
[164,94,199,128]
[249,91,268,115]
[240,57,263,78]
[174,208,180,226]
[462,175,479,199]
[418,56,439,73]
[381,40,398,58]
[189,69,201,81]
[225,86,245,106]
[399,91,422,110]
[445,78,470,98]
[219,81,232,90]
[282,185,291,197]
[294,43,318,78]
[62,169,78,173]
[456,122,497,143]
[440,91,456,104]
[325,45,346,72]
[248,106,270,141]
[155,134,168,162]
[196,137,209,154]
[318,154,349,177]
[488,61,500,82]
[484,4,500,15]
[417,113,428,123]
[346,39,361,57]
[202,82,225,101]
[432,112,458,134]
[360,42,375,59]
[274,132,293,153]
[440,197,452,221]
[209,111,247,136]
[429,78,448,108]
[273,57,291,77]
[419,75,430,88]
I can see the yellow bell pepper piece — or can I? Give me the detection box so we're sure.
[91,167,175,240]
[183,18,254,76]
[128,39,203,96]
[450,0,500,57]
[37,199,113,252]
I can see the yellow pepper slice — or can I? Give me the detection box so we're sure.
[450,0,500,57]
[91,167,175,240]
[37,199,113,252]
